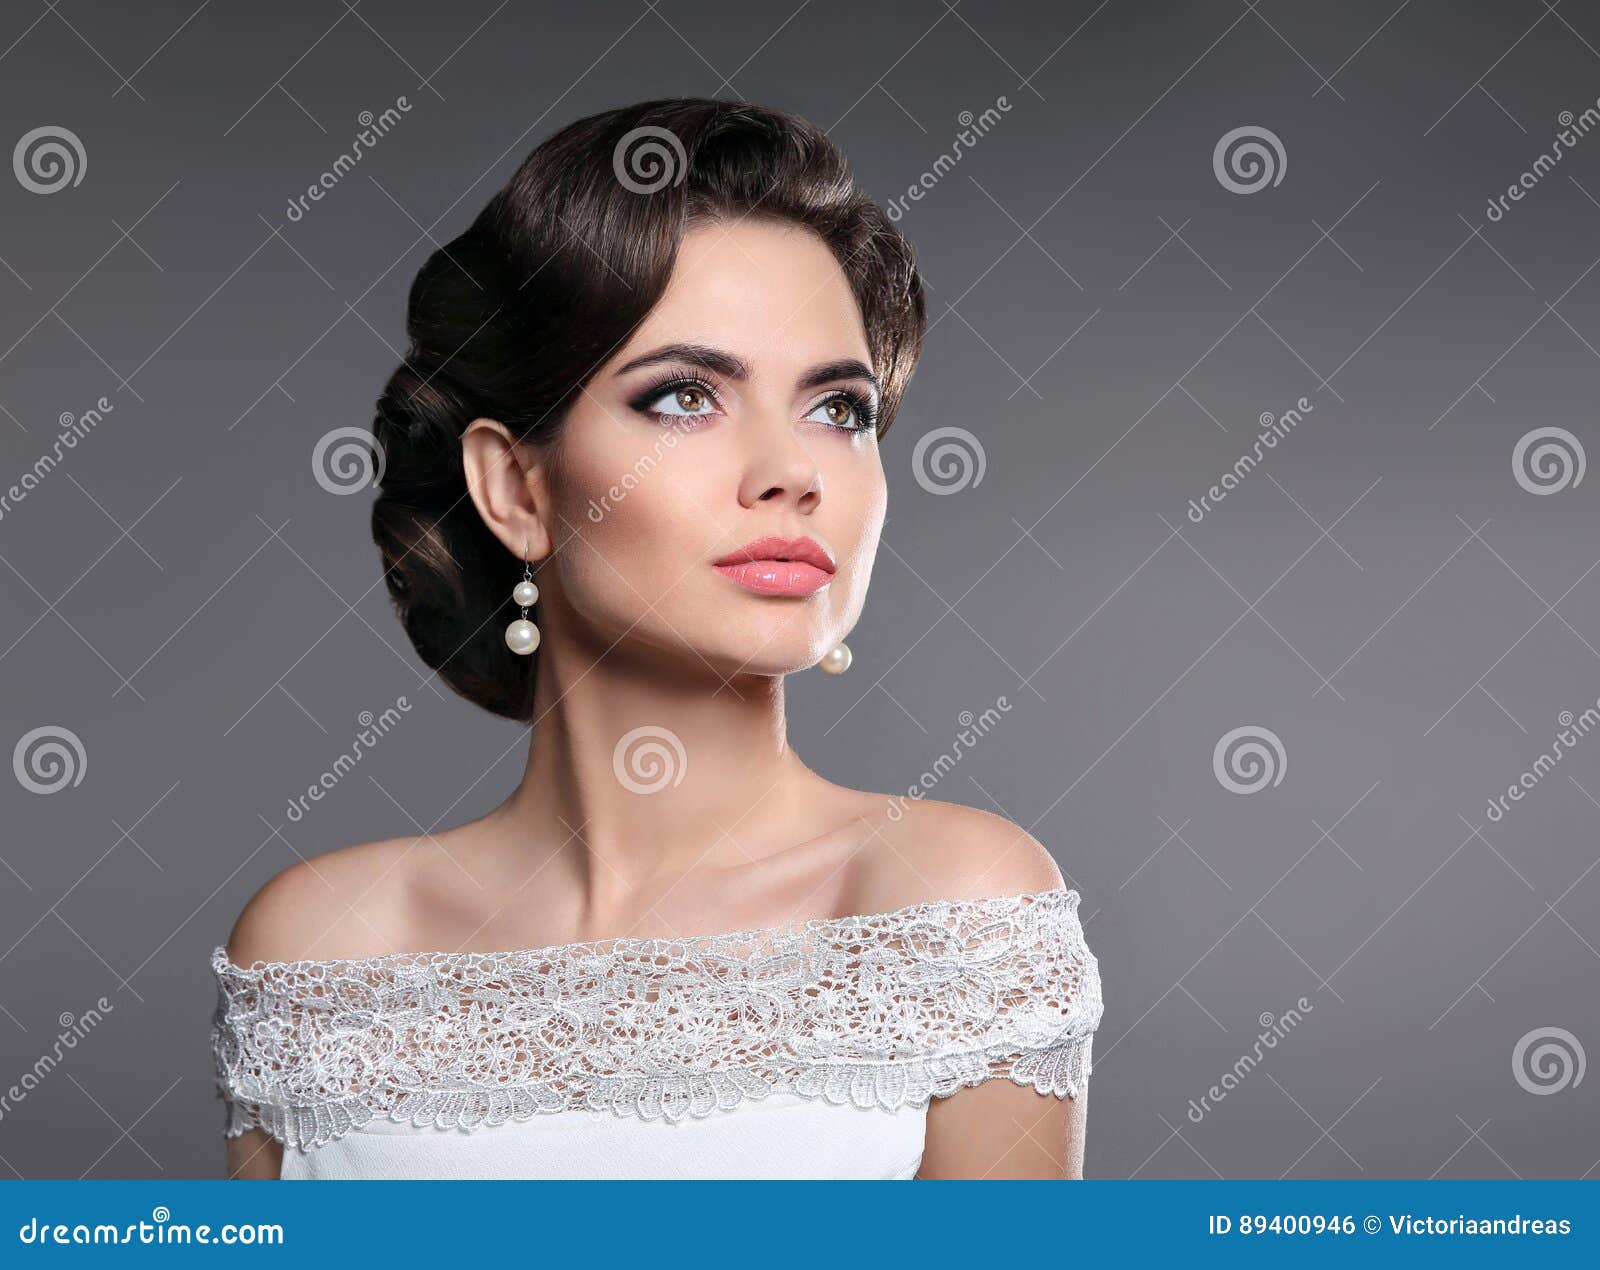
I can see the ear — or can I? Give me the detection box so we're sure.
[461,418,554,564]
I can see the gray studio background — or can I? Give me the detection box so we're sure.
[2,0,1598,1180]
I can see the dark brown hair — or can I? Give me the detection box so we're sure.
[370,97,926,722]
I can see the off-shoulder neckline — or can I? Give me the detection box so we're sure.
[210,885,1080,976]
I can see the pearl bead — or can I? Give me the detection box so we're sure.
[512,580,539,607]
[819,643,852,675]
[504,619,540,655]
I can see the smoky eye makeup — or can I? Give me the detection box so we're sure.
[825,385,876,431]
[621,361,880,432]
[625,365,726,424]
[802,385,880,433]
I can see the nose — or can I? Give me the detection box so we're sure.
[737,407,822,511]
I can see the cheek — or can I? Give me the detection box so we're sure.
[548,422,723,607]
[832,454,887,609]
[846,444,887,538]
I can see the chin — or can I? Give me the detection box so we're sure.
[701,627,838,678]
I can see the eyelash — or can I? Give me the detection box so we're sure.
[627,369,880,434]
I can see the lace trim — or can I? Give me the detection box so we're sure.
[209,887,1103,1149]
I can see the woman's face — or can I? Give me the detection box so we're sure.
[541,218,887,678]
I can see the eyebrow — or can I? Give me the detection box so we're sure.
[613,342,880,395]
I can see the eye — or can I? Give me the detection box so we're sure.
[644,382,719,418]
[804,391,876,432]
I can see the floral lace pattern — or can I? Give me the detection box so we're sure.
[209,887,1103,1149]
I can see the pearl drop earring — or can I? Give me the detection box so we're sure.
[504,550,540,656]
[819,642,852,675]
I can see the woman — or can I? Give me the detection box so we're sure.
[210,97,1103,1180]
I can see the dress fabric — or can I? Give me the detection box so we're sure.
[209,887,1104,1180]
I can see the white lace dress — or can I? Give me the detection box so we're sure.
[209,887,1103,1179]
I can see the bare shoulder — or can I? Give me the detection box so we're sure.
[844,795,1068,915]
[222,835,429,967]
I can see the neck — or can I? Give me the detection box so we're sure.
[488,618,818,913]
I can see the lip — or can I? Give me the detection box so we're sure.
[712,534,836,597]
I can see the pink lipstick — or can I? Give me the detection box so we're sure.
[712,534,835,597]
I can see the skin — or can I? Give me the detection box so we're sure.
[224,217,1086,1181]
